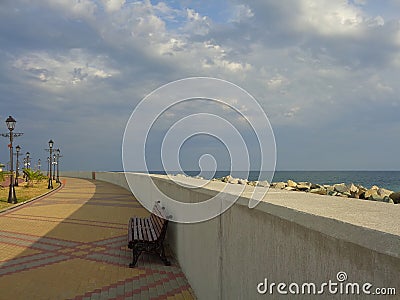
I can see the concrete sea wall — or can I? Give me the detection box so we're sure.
[61,171,400,299]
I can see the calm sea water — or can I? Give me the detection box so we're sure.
[149,170,400,192]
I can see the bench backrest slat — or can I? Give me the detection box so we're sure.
[150,202,169,241]
[152,202,167,218]
[137,217,143,241]
[150,214,163,233]
[131,218,138,240]
[143,218,153,241]
[128,218,134,243]
[140,218,149,241]
[129,202,170,244]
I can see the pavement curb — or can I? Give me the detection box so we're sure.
[0,180,64,214]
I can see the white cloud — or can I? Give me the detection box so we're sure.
[284,106,300,118]
[298,0,364,35]
[354,0,367,5]
[200,41,252,72]
[231,4,254,23]
[131,14,166,38]
[42,0,97,20]
[2,0,400,170]
[153,1,181,20]
[184,8,211,35]
[100,0,125,13]
[375,82,393,93]
[267,75,289,90]
[13,49,118,90]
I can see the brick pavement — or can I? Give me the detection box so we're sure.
[0,178,195,300]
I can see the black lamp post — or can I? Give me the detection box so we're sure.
[5,116,17,203]
[26,152,30,169]
[47,157,50,177]
[22,158,26,180]
[52,154,56,180]
[56,149,61,183]
[47,140,54,189]
[15,145,21,186]
[25,152,30,182]
[38,159,41,171]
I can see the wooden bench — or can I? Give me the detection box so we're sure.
[128,201,171,268]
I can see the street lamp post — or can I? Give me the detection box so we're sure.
[22,158,26,180]
[15,145,21,186]
[47,140,54,189]
[6,116,16,203]
[1,116,23,203]
[26,152,30,169]
[56,149,61,183]
[25,152,30,182]
[47,157,50,177]
[52,154,56,180]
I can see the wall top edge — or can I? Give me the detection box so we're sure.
[63,171,400,258]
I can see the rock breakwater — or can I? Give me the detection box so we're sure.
[209,175,399,204]
[172,174,399,204]
[269,180,398,204]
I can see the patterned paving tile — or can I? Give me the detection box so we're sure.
[0,178,195,300]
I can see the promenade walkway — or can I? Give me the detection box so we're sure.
[0,178,195,300]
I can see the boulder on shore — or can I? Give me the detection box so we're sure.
[296,182,311,191]
[377,188,393,197]
[356,185,367,199]
[310,187,327,195]
[229,178,239,184]
[222,175,232,183]
[334,183,349,194]
[310,183,321,189]
[284,186,296,191]
[257,180,270,188]
[274,182,287,189]
[287,180,297,188]
[238,178,248,185]
[389,192,400,204]
[365,188,379,199]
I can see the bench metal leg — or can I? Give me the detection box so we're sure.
[159,244,171,266]
[129,247,141,268]
[128,240,171,267]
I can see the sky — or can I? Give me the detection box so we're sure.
[1,0,400,172]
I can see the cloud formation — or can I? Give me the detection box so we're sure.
[0,0,399,170]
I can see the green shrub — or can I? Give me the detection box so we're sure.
[23,169,47,186]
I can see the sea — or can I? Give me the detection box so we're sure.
[148,170,400,192]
